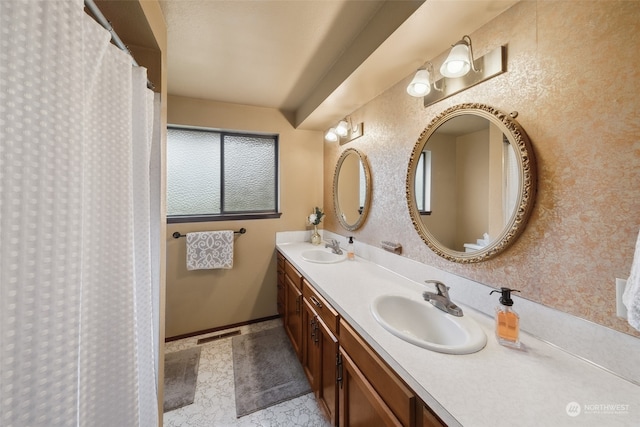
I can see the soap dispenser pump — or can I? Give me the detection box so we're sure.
[490,287,521,348]
[347,236,355,261]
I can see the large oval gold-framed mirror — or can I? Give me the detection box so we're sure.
[333,148,372,231]
[406,103,536,263]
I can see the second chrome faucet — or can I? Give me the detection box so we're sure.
[325,239,343,255]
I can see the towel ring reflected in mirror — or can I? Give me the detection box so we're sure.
[406,103,537,263]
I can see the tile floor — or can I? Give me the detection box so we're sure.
[163,318,332,427]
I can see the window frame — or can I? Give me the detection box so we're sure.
[166,125,281,224]
[416,150,432,216]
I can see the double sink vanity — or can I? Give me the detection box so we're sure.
[276,240,639,426]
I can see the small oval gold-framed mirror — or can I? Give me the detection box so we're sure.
[333,148,372,231]
[406,103,536,263]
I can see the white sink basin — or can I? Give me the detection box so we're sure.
[301,249,346,264]
[371,295,487,355]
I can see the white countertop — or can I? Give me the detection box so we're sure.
[277,241,640,427]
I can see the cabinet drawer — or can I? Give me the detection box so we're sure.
[284,259,303,290]
[340,319,415,427]
[303,280,339,335]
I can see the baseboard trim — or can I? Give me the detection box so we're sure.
[165,314,281,342]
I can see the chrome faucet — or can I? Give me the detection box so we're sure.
[325,239,343,255]
[422,280,463,317]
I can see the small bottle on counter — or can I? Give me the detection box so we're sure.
[489,287,521,348]
[347,236,355,261]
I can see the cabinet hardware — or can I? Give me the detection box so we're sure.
[336,353,343,388]
[310,295,323,308]
[314,317,320,344]
[296,295,301,314]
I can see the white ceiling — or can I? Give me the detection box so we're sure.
[159,0,519,131]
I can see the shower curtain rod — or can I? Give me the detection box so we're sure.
[84,0,155,90]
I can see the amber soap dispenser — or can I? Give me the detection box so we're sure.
[490,287,521,348]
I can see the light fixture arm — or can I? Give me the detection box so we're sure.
[461,35,479,73]
[344,116,360,133]
[427,63,444,92]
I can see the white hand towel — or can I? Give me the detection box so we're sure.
[186,231,234,270]
[623,229,640,331]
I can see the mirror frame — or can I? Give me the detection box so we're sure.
[406,103,537,263]
[333,148,372,231]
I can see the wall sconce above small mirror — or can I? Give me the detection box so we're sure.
[334,148,372,231]
[325,116,364,144]
[406,103,537,263]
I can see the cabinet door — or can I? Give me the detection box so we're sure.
[340,319,415,427]
[419,403,446,427]
[339,349,403,427]
[284,274,303,360]
[317,316,339,426]
[302,298,320,390]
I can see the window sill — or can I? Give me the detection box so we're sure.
[168,212,282,224]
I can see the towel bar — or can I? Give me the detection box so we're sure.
[172,228,246,239]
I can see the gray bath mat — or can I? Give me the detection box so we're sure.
[232,326,311,417]
[163,346,201,412]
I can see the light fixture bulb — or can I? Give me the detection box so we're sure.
[406,69,432,97]
[325,128,338,142]
[440,42,472,78]
[335,120,349,137]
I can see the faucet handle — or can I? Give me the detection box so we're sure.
[424,280,449,297]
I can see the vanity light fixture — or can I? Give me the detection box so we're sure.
[325,128,339,142]
[324,116,364,144]
[440,35,478,78]
[407,68,431,97]
[406,63,443,98]
[335,120,349,137]
[407,35,506,107]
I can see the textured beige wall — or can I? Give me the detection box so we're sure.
[324,1,640,336]
[166,95,323,338]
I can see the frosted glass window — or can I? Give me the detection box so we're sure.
[224,135,277,212]
[167,128,221,216]
[167,127,279,222]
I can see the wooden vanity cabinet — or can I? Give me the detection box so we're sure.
[302,279,339,425]
[276,252,285,317]
[284,259,303,360]
[339,319,416,427]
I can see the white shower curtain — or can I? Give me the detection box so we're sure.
[0,1,159,426]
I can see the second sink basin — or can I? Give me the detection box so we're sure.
[371,294,487,355]
[301,249,346,264]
